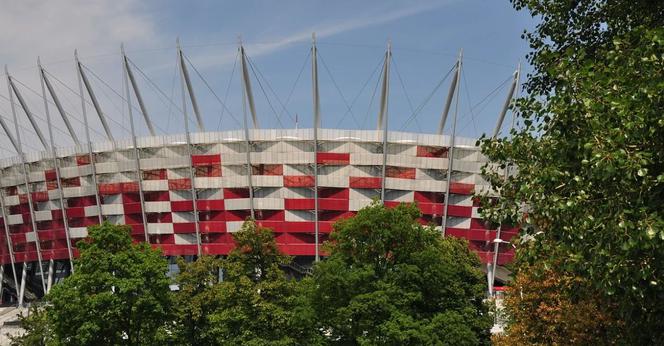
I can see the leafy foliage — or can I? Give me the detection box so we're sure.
[205,220,322,345]
[310,202,491,345]
[167,220,322,345]
[493,261,622,345]
[9,305,53,346]
[17,222,173,345]
[480,0,664,343]
[170,255,224,345]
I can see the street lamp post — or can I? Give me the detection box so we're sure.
[489,238,516,296]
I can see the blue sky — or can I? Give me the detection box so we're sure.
[0,1,535,155]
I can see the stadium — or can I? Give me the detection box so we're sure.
[0,39,519,304]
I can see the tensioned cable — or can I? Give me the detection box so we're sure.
[331,55,385,128]
[460,69,479,136]
[165,55,178,132]
[318,42,515,69]
[362,58,384,130]
[128,58,183,113]
[84,69,132,135]
[48,75,109,140]
[12,71,108,140]
[11,78,89,140]
[456,73,514,134]
[43,69,127,133]
[399,63,456,131]
[276,50,310,126]
[183,54,242,128]
[251,51,310,127]
[391,56,422,132]
[0,91,72,141]
[0,110,44,153]
[80,64,159,134]
[317,51,365,129]
[217,50,239,130]
[246,55,299,126]
[245,55,285,128]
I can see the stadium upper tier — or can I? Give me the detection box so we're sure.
[0,128,516,266]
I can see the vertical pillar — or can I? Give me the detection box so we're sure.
[38,59,75,271]
[492,65,521,139]
[124,54,156,136]
[18,261,26,306]
[178,44,205,132]
[46,259,54,293]
[239,42,256,219]
[5,66,47,293]
[77,58,114,142]
[41,69,80,145]
[438,59,461,135]
[75,51,104,226]
[177,39,202,256]
[441,49,463,236]
[0,265,4,304]
[378,41,391,204]
[489,62,521,296]
[0,171,20,305]
[121,45,149,242]
[311,33,320,261]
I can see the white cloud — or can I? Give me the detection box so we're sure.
[0,0,161,154]
[185,1,448,69]
[0,0,157,69]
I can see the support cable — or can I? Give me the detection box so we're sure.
[247,54,300,125]
[399,64,456,131]
[81,64,165,134]
[460,69,479,136]
[8,79,88,141]
[362,59,384,130]
[318,52,368,128]
[216,51,239,130]
[275,51,310,127]
[183,54,242,128]
[332,56,384,128]
[245,56,284,128]
[43,69,128,137]
[391,56,421,132]
[127,58,186,119]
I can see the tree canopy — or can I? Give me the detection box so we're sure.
[11,222,173,346]
[309,202,492,345]
[480,0,664,343]
[200,220,322,345]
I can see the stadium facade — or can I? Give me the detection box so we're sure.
[0,38,519,304]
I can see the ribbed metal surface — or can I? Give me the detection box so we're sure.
[0,129,516,265]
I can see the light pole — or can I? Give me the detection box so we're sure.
[489,238,516,296]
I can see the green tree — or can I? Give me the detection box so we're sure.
[170,255,224,345]
[208,220,323,345]
[310,202,491,345]
[493,260,623,345]
[480,0,664,342]
[9,305,53,346]
[24,222,173,345]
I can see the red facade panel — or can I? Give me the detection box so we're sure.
[196,200,225,211]
[143,169,167,180]
[191,154,221,167]
[283,175,314,187]
[349,177,382,189]
[168,178,192,190]
[449,182,474,195]
[416,146,448,158]
[171,200,194,212]
[317,152,350,165]
[385,166,416,179]
[252,164,283,176]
